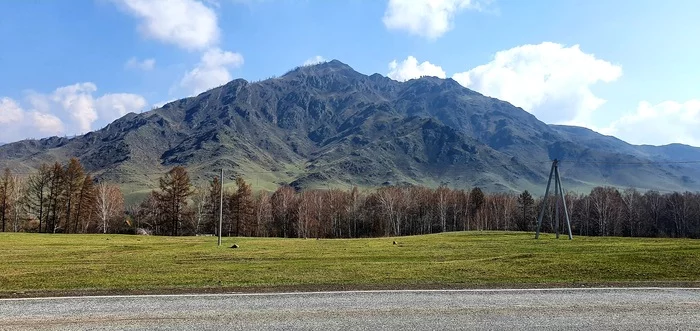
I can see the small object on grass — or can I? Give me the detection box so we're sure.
[393,241,397,245]
[230,244,239,249]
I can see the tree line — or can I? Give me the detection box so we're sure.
[2,162,700,238]
[0,159,123,234]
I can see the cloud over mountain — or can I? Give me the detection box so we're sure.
[601,100,700,146]
[453,42,622,125]
[180,48,245,95]
[0,84,147,142]
[388,56,446,82]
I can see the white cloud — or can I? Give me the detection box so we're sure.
[95,93,149,122]
[113,0,246,99]
[180,48,244,95]
[303,55,327,66]
[387,56,447,82]
[0,97,64,142]
[51,83,99,133]
[125,57,156,70]
[30,112,64,135]
[153,99,177,109]
[453,42,622,124]
[600,100,700,146]
[0,84,147,143]
[0,98,25,124]
[383,0,486,39]
[114,0,219,51]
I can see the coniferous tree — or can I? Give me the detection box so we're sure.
[517,190,535,231]
[469,187,485,230]
[61,158,85,233]
[0,168,12,232]
[75,174,96,233]
[232,177,254,236]
[155,166,194,236]
[47,162,64,233]
[27,164,52,232]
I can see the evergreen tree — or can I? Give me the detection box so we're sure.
[27,164,52,232]
[47,162,64,233]
[232,177,254,236]
[517,190,535,231]
[0,168,12,232]
[75,174,96,233]
[469,187,485,229]
[155,166,194,236]
[62,158,86,233]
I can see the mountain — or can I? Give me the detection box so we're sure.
[1,59,699,199]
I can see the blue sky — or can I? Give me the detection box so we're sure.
[1,0,699,146]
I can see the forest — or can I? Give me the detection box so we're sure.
[1,158,700,239]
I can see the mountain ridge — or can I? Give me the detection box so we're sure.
[1,59,699,198]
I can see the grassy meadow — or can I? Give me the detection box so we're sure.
[1,231,699,297]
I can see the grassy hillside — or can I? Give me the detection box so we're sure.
[1,232,699,297]
[3,61,699,197]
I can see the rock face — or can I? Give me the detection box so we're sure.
[1,59,699,195]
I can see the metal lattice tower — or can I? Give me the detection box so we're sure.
[535,159,573,240]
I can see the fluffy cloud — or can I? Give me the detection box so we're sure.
[125,57,156,70]
[0,84,147,143]
[30,112,65,135]
[180,48,244,95]
[303,55,327,66]
[453,42,622,124]
[51,83,100,133]
[0,98,24,125]
[600,100,700,146]
[114,0,219,51]
[383,0,485,39]
[387,56,447,82]
[95,93,149,121]
[0,97,63,142]
[112,0,246,97]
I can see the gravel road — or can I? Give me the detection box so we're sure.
[1,288,699,330]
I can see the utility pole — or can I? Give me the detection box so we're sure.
[535,159,572,240]
[218,168,223,247]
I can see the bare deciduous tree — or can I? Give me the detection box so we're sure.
[96,182,124,234]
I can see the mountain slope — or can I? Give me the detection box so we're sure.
[1,60,699,196]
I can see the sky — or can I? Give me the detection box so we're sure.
[0,0,699,146]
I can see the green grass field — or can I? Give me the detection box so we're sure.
[1,232,699,297]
